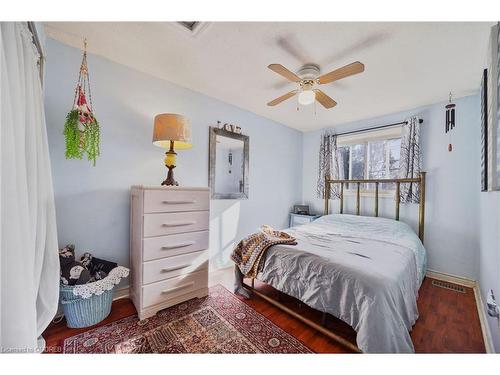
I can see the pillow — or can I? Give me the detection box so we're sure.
[59,244,76,267]
[60,261,92,285]
[80,252,93,268]
[59,244,92,286]
[88,257,117,275]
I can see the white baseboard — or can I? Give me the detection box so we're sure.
[473,285,494,353]
[113,286,130,301]
[209,264,234,272]
[425,269,494,353]
[426,269,476,288]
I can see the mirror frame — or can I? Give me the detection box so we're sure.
[209,126,249,199]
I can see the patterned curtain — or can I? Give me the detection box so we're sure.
[399,116,422,203]
[317,131,342,199]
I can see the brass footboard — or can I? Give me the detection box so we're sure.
[242,278,362,353]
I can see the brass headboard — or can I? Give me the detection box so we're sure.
[323,172,426,242]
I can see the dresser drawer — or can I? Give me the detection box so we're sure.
[143,250,208,284]
[143,211,209,237]
[144,190,209,213]
[143,231,209,261]
[142,270,208,308]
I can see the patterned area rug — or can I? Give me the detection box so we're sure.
[63,284,312,353]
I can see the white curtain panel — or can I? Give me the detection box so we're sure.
[0,22,59,352]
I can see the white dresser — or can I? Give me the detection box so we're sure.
[130,186,210,320]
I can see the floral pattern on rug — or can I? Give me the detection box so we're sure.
[63,284,312,353]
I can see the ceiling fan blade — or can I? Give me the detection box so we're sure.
[268,64,301,82]
[267,90,298,106]
[314,90,337,109]
[317,61,365,85]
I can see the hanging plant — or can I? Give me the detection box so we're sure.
[63,40,100,166]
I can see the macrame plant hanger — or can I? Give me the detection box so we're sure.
[63,39,100,166]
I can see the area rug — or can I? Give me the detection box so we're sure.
[63,284,312,353]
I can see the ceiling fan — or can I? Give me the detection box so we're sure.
[266,61,365,109]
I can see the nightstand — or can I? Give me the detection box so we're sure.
[289,213,321,228]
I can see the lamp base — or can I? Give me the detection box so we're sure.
[161,165,178,186]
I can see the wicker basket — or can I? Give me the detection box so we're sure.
[59,283,114,328]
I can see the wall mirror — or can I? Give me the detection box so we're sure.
[209,127,249,199]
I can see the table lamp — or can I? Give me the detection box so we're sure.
[152,113,192,186]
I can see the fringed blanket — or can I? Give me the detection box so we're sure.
[230,225,297,278]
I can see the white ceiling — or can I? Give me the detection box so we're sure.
[44,22,493,132]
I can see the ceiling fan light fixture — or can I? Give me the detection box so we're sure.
[298,90,316,106]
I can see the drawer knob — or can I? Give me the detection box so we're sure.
[161,282,195,294]
[162,221,195,227]
[162,200,196,204]
[161,241,195,250]
[161,264,190,273]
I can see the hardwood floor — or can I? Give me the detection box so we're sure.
[43,268,486,353]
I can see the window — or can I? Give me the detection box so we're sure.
[338,135,402,191]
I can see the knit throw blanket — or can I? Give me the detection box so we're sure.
[230,225,297,278]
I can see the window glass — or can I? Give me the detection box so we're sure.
[368,140,386,179]
[351,144,366,180]
[338,146,350,180]
[350,144,366,189]
[337,137,401,191]
[388,138,401,178]
[386,138,401,189]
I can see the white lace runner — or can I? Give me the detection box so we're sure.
[72,266,130,299]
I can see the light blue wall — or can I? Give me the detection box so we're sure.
[479,191,500,351]
[44,36,500,351]
[44,39,303,274]
[302,95,481,280]
[478,25,500,351]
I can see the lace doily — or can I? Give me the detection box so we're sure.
[72,266,130,299]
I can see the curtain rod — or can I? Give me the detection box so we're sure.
[334,118,423,138]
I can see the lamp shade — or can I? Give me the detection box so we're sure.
[152,113,192,149]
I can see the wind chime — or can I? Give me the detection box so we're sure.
[445,92,456,152]
[63,39,100,166]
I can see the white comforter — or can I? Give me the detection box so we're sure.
[256,214,427,353]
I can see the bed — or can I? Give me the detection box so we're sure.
[241,173,427,353]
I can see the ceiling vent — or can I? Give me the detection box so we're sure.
[174,21,209,37]
[178,22,199,32]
